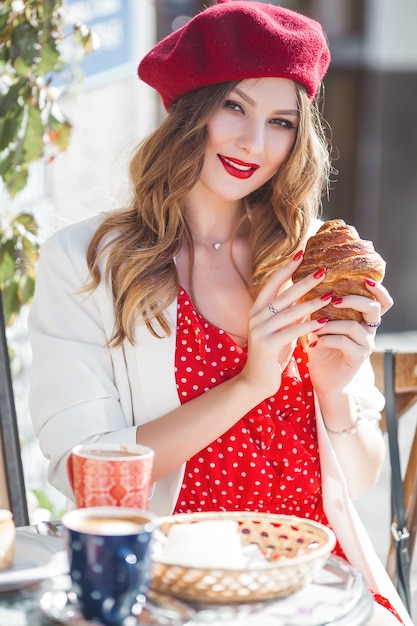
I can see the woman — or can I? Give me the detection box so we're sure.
[29,2,410,624]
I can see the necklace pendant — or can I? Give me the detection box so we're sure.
[213,242,221,250]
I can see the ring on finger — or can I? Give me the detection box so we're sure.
[364,320,381,328]
[268,302,280,315]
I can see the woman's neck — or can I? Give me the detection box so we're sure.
[184,197,247,246]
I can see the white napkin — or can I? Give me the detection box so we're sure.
[159,520,247,569]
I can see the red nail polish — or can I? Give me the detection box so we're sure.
[365,278,376,287]
[320,292,333,301]
[317,317,329,324]
[309,341,318,348]
[293,250,304,261]
[313,267,326,279]
[331,297,343,305]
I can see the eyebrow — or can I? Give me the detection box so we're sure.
[232,86,300,117]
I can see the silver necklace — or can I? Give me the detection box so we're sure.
[212,239,230,250]
[192,232,233,250]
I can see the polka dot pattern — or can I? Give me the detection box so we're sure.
[171,286,399,616]
[173,288,346,555]
[174,289,392,612]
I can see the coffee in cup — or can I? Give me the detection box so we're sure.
[62,506,156,625]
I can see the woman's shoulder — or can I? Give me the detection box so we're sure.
[37,212,119,280]
[42,212,109,252]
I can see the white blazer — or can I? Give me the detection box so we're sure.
[28,214,412,625]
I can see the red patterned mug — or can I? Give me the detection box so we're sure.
[67,444,154,509]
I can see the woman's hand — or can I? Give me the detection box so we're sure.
[308,281,392,498]
[240,251,333,400]
[240,259,392,500]
[307,279,394,396]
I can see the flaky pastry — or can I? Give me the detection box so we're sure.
[292,219,386,322]
[0,509,15,570]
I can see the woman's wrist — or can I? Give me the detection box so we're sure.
[324,397,364,436]
[318,390,360,435]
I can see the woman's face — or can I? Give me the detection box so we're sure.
[195,77,299,205]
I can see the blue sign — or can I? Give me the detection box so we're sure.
[65,0,132,79]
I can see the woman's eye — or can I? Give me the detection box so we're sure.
[224,100,244,113]
[271,118,296,129]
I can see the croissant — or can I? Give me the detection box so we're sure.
[292,219,386,322]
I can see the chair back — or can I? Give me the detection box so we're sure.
[370,350,417,580]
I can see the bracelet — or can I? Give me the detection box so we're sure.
[324,398,364,437]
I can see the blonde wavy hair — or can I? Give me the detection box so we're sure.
[86,81,331,346]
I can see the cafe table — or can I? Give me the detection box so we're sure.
[0,524,384,626]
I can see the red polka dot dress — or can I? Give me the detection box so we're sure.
[174,288,331,526]
[172,288,405,623]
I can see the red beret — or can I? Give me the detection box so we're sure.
[138,0,330,110]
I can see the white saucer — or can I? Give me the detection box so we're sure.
[0,531,68,591]
[40,588,196,625]
[39,556,373,626]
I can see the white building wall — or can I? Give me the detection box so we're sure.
[365,0,417,69]
[42,0,159,235]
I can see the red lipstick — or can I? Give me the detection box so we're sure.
[218,155,259,179]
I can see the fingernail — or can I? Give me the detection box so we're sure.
[320,292,333,301]
[317,317,329,324]
[309,341,318,348]
[331,297,343,305]
[365,278,376,287]
[293,250,304,261]
[313,267,326,279]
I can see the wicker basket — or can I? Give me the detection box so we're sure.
[151,512,336,604]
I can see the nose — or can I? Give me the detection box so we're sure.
[236,119,265,155]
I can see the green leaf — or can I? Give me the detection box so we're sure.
[0,106,25,152]
[2,237,19,258]
[0,249,16,283]
[11,56,31,76]
[20,274,36,305]
[0,0,94,201]
[22,105,44,162]
[0,8,9,34]
[0,118,5,148]
[1,280,19,326]
[10,132,25,169]
[15,212,39,234]
[0,151,13,177]
[18,239,39,275]
[74,23,95,55]
[30,487,66,519]
[2,164,29,198]
[39,0,63,24]
[47,113,71,150]
[31,488,52,510]
[36,36,63,76]
[0,78,26,117]
[10,22,40,69]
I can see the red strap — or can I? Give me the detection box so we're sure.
[371,591,405,624]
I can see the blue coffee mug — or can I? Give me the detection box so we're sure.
[62,506,156,626]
